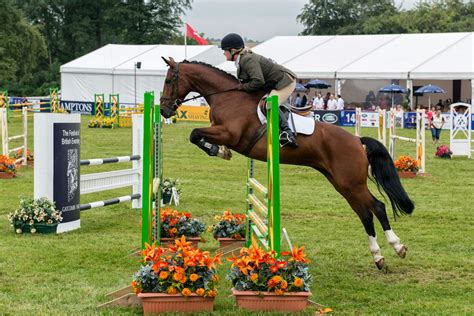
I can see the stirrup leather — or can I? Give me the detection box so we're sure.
[279,131,298,148]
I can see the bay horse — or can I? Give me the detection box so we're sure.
[159,57,414,269]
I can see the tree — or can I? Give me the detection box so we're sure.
[0,0,46,94]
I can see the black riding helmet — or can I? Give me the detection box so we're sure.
[220,33,244,50]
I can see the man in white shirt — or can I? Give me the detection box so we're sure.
[312,93,324,110]
[327,94,338,110]
[336,94,345,110]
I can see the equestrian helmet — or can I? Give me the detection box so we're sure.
[220,33,244,50]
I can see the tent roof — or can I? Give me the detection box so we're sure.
[61,44,225,75]
[216,32,473,80]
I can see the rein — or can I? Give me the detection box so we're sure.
[162,62,237,109]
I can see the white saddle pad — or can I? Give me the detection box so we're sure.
[257,107,315,135]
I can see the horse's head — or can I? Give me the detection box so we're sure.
[160,57,190,118]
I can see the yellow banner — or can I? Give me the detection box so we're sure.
[176,106,210,122]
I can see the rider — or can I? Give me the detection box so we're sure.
[220,33,298,148]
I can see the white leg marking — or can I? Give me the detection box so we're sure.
[368,235,384,262]
[385,229,403,253]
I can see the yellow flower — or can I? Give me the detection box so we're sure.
[196,288,205,296]
[167,286,178,294]
[181,288,191,296]
[190,273,199,282]
[294,277,303,287]
[159,271,169,279]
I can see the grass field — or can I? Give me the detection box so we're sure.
[1,114,473,315]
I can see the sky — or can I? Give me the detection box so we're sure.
[183,0,420,41]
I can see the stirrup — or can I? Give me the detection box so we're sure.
[279,131,298,148]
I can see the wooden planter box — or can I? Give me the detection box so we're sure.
[138,293,214,314]
[0,172,16,179]
[159,237,201,248]
[398,171,417,178]
[232,289,311,312]
[217,237,245,248]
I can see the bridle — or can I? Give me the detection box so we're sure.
[161,62,238,111]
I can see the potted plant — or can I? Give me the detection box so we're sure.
[0,155,18,179]
[161,178,181,205]
[210,210,246,248]
[132,236,222,314]
[159,207,206,247]
[435,145,452,159]
[7,197,62,234]
[101,118,115,129]
[88,118,101,128]
[393,155,419,178]
[227,245,312,312]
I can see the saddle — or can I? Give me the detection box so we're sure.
[258,96,313,117]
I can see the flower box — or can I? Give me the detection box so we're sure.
[232,289,311,312]
[138,293,214,314]
[217,237,245,248]
[398,171,417,179]
[159,236,201,248]
[35,223,58,234]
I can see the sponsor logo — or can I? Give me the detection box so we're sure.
[61,100,94,114]
[322,113,338,124]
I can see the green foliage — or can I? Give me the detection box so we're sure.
[298,0,474,35]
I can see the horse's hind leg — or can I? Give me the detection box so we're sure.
[372,197,408,258]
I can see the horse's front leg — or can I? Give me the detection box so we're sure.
[190,125,234,160]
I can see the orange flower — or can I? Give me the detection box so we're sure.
[167,286,178,294]
[268,275,282,288]
[212,275,220,282]
[173,272,184,282]
[196,288,205,296]
[320,308,333,314]
[294,277,303,287]
[275,289,284,296]
[175,235,192,248]
[181,288,191,296]
[270,265,279,273]
[250,273,258,281]
[131,280,141,294]
[170,227,178,236]
[208,289,217,298]
[179,276,187,284]
[290,246,309,263]
[281,280,288,289]
[190,273,199,282]
[159,271,169,279]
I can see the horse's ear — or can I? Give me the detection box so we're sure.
[161,57,177,68]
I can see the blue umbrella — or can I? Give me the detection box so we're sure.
[304,79,331,89]
[379,84,406,108]
[415,84,446,110]
[294,83,307,92]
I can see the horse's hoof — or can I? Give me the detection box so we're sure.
[217,146,232,160]
[397,245,407,258]
[375,257,385,270]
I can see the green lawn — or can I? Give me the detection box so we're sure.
[1,114,473,315]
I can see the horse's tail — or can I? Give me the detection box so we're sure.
[361,137,414,217]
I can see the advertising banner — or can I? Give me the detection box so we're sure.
[314,110,340,125]
[176,105,210,122]
[360,112,379,127]
[340,110,356,127]
[61,100,94,115]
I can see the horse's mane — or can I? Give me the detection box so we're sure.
[182,60,238,83]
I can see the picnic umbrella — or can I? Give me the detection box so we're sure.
[304,79,331,89]
[378,84,406,109]
[415,84,446,110]
[294,82,307,92]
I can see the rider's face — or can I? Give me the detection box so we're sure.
[223,50,232,61]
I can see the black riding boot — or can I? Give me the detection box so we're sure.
[278,109,298,148]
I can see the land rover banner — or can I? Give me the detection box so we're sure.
[313,110,341,125]
[53,122,81,225]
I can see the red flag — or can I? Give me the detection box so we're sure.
[186,23,209,45]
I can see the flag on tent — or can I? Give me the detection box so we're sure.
[186,23,209,45]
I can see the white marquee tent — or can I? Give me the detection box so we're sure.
[60,44,225,104]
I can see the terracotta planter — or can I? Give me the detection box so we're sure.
[217,237,245,248]
[138,293,214,314]
[160,236,201,248]
[398,171,417,178]
[27,160,34,167]
[0,172,16,179]
[232,289,311,312]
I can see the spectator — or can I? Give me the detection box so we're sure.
[426,106,433,127]
[430,108,445,144]
[327,94,338,110]
[323,92,331,109]
[294,93,301,107]
[312,93,324,110]
[365,90,376,109]
[300,94,308,107]
[395,104,404,127]
[336,94,345,110]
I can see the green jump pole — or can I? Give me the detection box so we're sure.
[153,97,162,244]
[141,92,154,249]
[266,95,281,256]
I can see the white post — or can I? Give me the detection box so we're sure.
[406,79,413,110]
[132,114,143,208]
[21,107,27,165]
[389,109,395,159]
[355,107,361,137]
[0,108,7,156]
[416,109,426,174]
